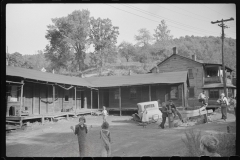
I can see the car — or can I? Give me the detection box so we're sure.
[135,101,162,123]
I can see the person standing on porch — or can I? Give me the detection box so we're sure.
[217,93,229,121]
[102,106,108,122]
[100,121,112,157]
[70,116,88,157]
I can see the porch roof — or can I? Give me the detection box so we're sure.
[6,66,189,88]
[84,71,189,87]
[202,83,236,89]
[6,66,92,87]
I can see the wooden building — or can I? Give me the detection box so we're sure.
[6,66,189,117]
[150,47,236,107]
[6,66,93,117]
[85,71,190,115]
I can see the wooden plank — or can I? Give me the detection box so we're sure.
[181,109,213,118]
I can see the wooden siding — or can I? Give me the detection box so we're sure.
[153,54,204,106]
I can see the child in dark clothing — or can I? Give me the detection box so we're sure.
[100,121,111,157]
[71,116,88,157]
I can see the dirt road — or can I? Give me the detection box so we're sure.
[6,111,236,157]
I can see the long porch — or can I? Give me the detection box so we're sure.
[6,108,99,128]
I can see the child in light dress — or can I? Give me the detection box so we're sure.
[100,121,111,157]
[102,106,108,122]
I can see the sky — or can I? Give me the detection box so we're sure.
[6,3,236,55]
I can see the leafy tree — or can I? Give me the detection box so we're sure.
[118,41,135,62]
[153,20,173,42]
[134,28,153,47]
[89,17,119,74]
[45,9,91,73]
[7,52,24,67]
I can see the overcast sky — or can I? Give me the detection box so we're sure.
[6,3,236,55]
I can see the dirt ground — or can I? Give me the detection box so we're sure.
[6,110,236,157]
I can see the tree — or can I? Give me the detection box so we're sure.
[89,17,119,74]
[45,9,91,73]
[118,41,135,62]
[135,28,153,47]
[153,20,173,42]
[7,52,24,67]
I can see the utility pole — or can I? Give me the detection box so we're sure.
[211,18,234,97]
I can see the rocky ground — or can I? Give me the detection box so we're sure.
[6,109,236,157]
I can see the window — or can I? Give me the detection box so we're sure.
[114,89,119,99]
[170,86,178,99]
[64,90,69,102]
[130,87,137,99]
[188,69,194,79]
[209,89,219,99]
[189,87,195,98]
[8,85,20,102]
[228,89,232,97]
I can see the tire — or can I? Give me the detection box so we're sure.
[151,114,159,123]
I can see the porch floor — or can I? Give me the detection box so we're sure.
[6,108,99,128]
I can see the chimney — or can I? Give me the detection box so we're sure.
[172,47,177,55]
[192,54,196,61]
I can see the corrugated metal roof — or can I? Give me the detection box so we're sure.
[84,71,189,87]
[6,66,189,88]
[202,83,236,88]
[6,66,92,87]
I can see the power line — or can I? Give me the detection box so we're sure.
[158,4,210,22]
[106,4,219,37]
[120,4,220,36]
[202,4,231,19]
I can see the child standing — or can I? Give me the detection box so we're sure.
[102,106,108,122]
[100,121,111,157]
[70,116,88,157]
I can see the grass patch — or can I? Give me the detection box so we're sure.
[182,129,236,157]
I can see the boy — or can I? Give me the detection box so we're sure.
[70,116,88,157]
[102,106,108,122]
[200,135,221,157]
[100,121,111,157]
[198,90,208,106]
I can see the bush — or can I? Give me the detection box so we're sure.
[181,129,203,156]
[216,133,236,156]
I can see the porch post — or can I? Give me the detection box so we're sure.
[53,85,55,114]
[91,89,92,109]
[182,83,184,107]
[184,82,188,108]
[20,80,24,117]
[75,87,77,112]
[149,85,151,101]
[32,84,35,115]
[119,87,122,116]
[98,89,100,110]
